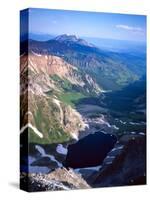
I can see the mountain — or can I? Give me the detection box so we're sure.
[20,34,145,144]
[27,51,101,94]
[28,35,141,90]
[54,34,94,47]
[20,48,102,144]
[82,36,146,54]
[20,36,99,144]
[20,34,146,190]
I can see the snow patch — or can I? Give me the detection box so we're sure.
[111,145,124,152]
[106,155,115,159]
[112,125,119,130]
[71,133,78,141]
[56,144,68,155]
[119,120,126,124]
[131,131,136,134]
[138,132,145,136]
[53,98,60,107]
[20,123,43,138]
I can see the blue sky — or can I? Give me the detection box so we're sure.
[22,8,146,42]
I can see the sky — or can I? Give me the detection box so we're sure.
[21,8,146,42]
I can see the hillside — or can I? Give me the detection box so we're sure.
[28,34,141,90]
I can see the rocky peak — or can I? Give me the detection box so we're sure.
[54,34,93,47]
[55,34,79,42]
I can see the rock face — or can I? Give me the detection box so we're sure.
[20,168,90,192]
[91,135,146,187]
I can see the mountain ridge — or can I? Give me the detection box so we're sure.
[27,35,139,90]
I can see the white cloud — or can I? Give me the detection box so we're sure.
[116,24,143,32]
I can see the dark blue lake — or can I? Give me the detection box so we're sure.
[65,131,117,168]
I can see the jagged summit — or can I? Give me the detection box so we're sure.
[54,34,94,47]
[55,34,79,41]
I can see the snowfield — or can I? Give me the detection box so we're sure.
[56,144,68,155]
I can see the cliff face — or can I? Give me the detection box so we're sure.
[91,134,146,187]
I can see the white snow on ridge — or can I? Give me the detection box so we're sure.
[119,120,126,124]
[20,123,43,138]
[111,145,124,152]
[35,145,62,167]
[56,144,68,155]
[105,122,111,128]
[112,125,119,130]
[85,123,89,129]
[71,133,79,141]
[139,132,145,136]
[53,98,61,107]
[31,50,41,57]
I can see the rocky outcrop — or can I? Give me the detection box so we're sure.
[20,168,90,192]
[90,134,146,187]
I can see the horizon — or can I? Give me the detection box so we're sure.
[28,32,146,44]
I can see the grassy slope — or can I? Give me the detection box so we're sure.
[58,92,85,108]
[27,74,89,144]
